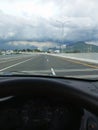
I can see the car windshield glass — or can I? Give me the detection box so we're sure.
[0,0,98,79]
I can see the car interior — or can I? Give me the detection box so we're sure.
[0,76,97,130]
[0,0,98,130]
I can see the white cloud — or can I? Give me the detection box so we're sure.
[0,0,98,19]
[0,0,58,19]
[0,0,98,48]
[86,41,98,46]
[8,41,57,49]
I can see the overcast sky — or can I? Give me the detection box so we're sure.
[0,0,98,49]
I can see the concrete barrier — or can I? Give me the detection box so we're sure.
[50,53,98,64]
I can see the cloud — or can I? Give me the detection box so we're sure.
[7,41,57,50]
[0,0,98,49]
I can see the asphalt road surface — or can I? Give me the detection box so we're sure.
[0,53,98,78]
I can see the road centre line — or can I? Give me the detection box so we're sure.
[0,58,33,72]
[51,68,56,76]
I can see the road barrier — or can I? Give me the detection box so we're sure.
[50,53,98,64]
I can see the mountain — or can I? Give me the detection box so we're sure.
[65,42,98,53]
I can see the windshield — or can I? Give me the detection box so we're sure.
[0,0,98,79]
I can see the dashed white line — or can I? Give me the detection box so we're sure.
[47,59,49,62]
[51,68,56,76]
[0,58,33,72]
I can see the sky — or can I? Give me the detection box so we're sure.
[0,0,98,49]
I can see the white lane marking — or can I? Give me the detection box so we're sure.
[0,58,33,72]
[0,57,28,64]
[51,68,56,76]
[0,55,35,63]
[0,55,26,60]
[17,68,98,73]
[47,59,49,62]
[51,68,98,72]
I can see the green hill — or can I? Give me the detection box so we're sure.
[65,42,98,53]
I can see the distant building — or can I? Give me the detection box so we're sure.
[54,50,60,53]
[6,50,14,55]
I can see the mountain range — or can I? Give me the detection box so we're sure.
[65,42,98,53]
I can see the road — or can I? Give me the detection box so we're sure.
[0,53,98,78]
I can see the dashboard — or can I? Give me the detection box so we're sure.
[0,97,82,130]
[0,76,97,130]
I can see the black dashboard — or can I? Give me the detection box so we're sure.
[0,76,97,130]
[0,96,82,130]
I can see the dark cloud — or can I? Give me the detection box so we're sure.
[0,0,98,49]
